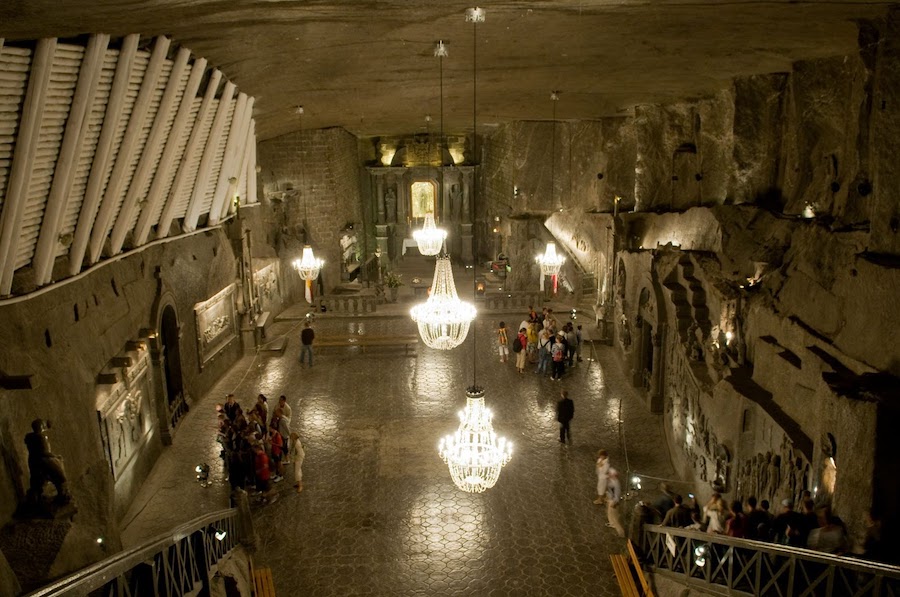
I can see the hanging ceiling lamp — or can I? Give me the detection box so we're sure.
[535,92,565,292]
[413,41,449,256]
[290,106,324,282]
[438,7,512,494]
[439,386,512,493]
[410,254,476,350]
[413,211,446,256]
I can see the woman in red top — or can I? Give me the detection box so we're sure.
[515,327,529,373]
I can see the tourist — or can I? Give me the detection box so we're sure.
[807,505,849,555]
[745,496,768,541]
[606,469,626,538]
[253,394,269,426]
[773,499,805,546]
[652,483,676,520]
[704,493,727,534]
[663,494,695,528]
[497,321,509,363]
[565,323,578,367]
[556,390,574,444]
[758,499,775,540]
[550,332,566,380]
[526,321,539,364]
[268,427,284,482]
[576,325,584,362]
[253,443,277,503]
[726,500,747,538]
[223,393,240,421]
[300,321,315,367]
[528,305,538,323]
[594,449,610,505]
[797,498,819,546]
[535,329,552,376]
[515,327,528,373]
[289,432,306,493]
[278,395,293,423]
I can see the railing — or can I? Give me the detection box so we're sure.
[28,508,242,597]
[642,524,900,597]
[477,290,545,311]
[318,294,378,314]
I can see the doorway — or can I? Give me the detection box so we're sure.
[160,305,187,428]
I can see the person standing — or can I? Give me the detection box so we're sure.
[606,469,626,537]
[515,327,528,373]
[526,321,539,364]
[497,322,509,363]
[300,321,315,367]
[289,432,306,493]
[535,329,552,376]
[576,324,584,362]
[556,390,574,443]
[551,332,566,381]
[594,449,610,505]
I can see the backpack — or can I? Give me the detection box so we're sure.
[512,336,523,353]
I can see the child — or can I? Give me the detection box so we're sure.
[497,321,509,363]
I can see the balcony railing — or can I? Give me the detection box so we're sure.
[27,508,242,597]
[641,524,900,597]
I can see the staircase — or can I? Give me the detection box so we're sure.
[663,254,713,343]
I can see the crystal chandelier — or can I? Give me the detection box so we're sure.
[410,255,475,350]
[536,241,565,276]
[413,212,446,256]
[439,386,512,493]
[293,245,324,280]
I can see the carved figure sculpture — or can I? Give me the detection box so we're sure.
[384,187,397,223]
[25,419,71,505]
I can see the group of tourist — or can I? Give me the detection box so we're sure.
[650,486,888,560]
[216,393,305,504]
[498,306,584,380]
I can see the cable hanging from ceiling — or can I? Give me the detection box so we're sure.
[438,7,512,494]
[291,106,325,290]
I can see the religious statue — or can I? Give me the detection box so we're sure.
[25,419,71,506]
[449,183,463,220]
[384,187,397,223]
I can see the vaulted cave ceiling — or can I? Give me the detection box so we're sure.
[1,1,892,140]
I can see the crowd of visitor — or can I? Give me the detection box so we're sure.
[216,393,305,504]
[499,306,584,380]
[648,484,890,561]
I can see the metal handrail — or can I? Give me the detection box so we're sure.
[28,508,240,597]
[641,524,900,597]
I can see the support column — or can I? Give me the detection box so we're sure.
[375,173,385,224]
[631,318,645,388]
[149,340,174,446]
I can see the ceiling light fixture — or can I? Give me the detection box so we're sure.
[413,41,449,256]
[439,7,512,494]
[290,107,324,289]
[536,92,565,293]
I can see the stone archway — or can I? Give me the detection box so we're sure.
[149,293,188,445]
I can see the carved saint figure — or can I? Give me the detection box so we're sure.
[25,419,71,505]
[384,187,397,223]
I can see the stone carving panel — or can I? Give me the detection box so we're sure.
[667,347,730,492]
[194,284,237,368]
[253,262,280,306]
[733,435,810,505]
[97,347,153,481]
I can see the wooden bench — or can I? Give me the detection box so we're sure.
[316,335,419,355]
[250,557,276,596]
[610,539,654,597]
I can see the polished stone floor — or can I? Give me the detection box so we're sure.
[122,312,675,596]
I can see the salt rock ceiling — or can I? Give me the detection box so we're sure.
[0,0,892,140]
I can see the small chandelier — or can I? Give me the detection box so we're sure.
[439,386,512,493]
[537,241,565,275]
[410,255,475,350]
[413,212,446,256]
[293,245,324,280]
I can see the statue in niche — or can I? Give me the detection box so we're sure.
[24,419,71,507]
[794,458,808,502]
[698,455,708,482]
[384,187,397,223]
[450,183,462,220]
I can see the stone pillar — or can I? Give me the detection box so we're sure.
[149,339,174,446]
[461,168,472,220]
[630,319,645,387]
[375,174,385,224]
[649,325,666,413]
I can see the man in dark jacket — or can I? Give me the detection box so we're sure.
[662,494,695,528]
[556,390,574,443]
[300,321,315,367]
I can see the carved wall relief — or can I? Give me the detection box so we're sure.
[96,345,154,482]
[733,434,811,505]
[194,284,237,368]
[253,262,280,307]
[667,347,731,492]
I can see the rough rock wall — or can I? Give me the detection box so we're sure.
[257,127,363,294]
[0,228,240,581]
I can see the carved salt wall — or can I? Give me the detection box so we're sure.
[96,341,159,519]
[194,284,237,369]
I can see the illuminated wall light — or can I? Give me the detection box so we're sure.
[725,331,733,344]
[802,203,816,219]
[214,529,227,541]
